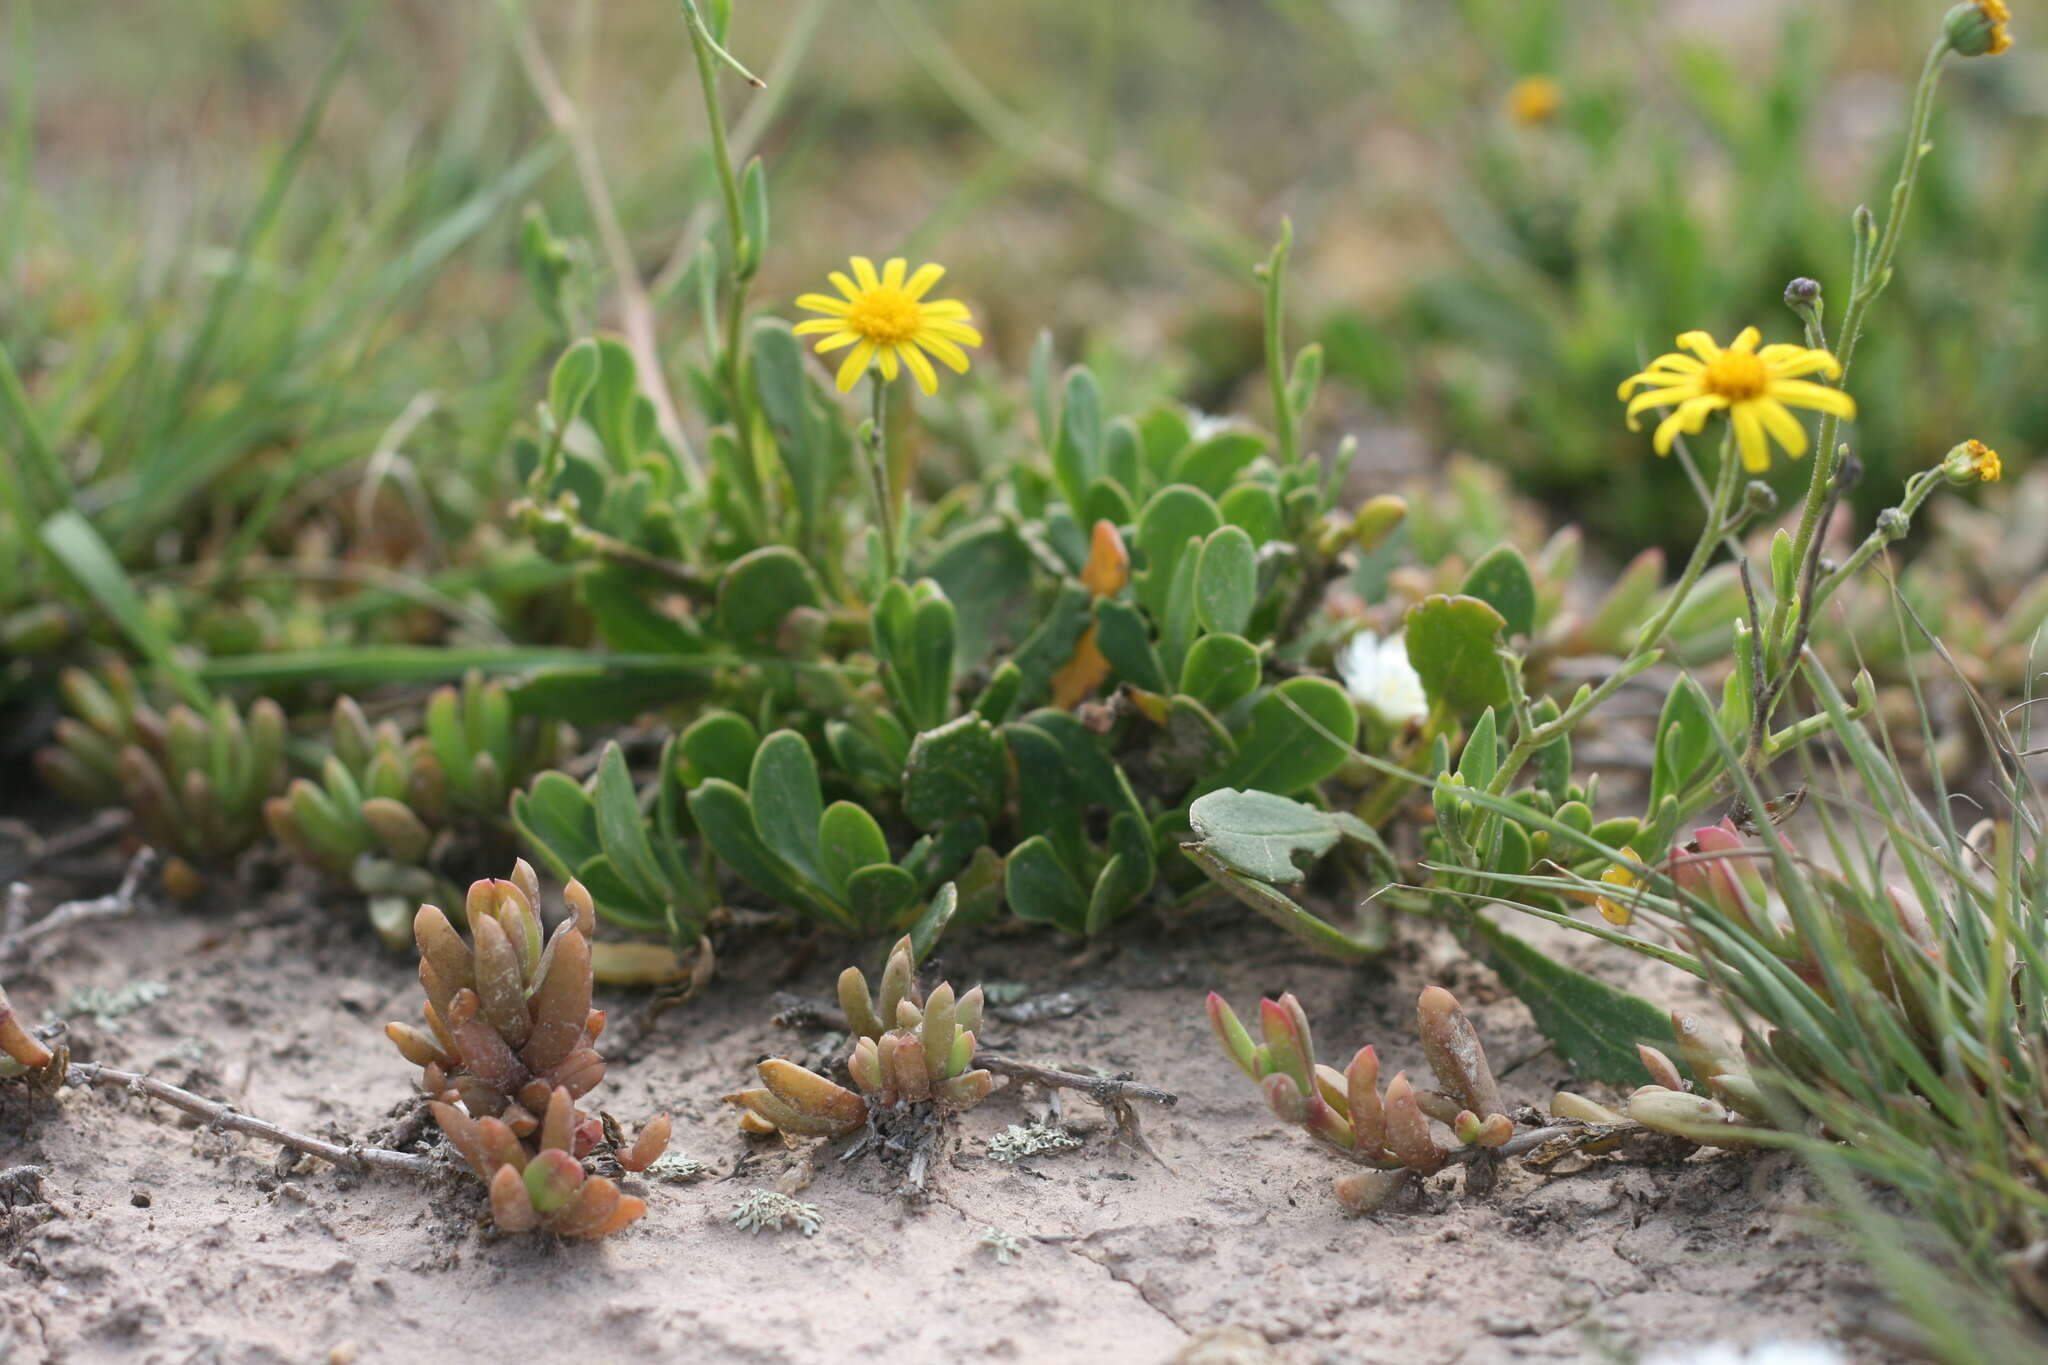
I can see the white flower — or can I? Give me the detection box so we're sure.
[1335,630,1427,725]
[1642,1342,1846,1365]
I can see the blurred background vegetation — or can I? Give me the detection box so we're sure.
[6,0,2042,602]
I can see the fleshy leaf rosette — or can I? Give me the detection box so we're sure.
[726,936,991,1137]
[384,861,669,1237]
[1207,986,1515,1211]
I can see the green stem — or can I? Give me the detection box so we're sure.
[1772,36,1948,651]
[1486,432,1742,799]
[1260,220,1299,468]
[679,0,758,467]
[1811,469,1940,610]
[864,377,899,580]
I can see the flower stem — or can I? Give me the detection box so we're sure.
[1487,432,1742,799]
[1259,219,1299,468]
[1772,35,1949,654]
[1811,469,1940,610]
[679,0,759,469]
[864,377,899,580]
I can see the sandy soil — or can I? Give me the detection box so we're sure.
[1,836,1882,1365]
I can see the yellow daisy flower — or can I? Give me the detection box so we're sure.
[1506,75,1562,126]
[1618,327,1856,474]
[794,256,983,396]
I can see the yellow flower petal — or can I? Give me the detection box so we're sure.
[1757,345,1840,379]
[877,345,901,382]
[882,258,907,290]
[850,256,881,291]
[1769,380,1856,420]
[829,271,860,301]
[835,340,875,392]
[920,299,971,320]
[812,331,859,353]
[1652,395,1723,454]
[793,318,844,336]
[914,333,973,374]
[920,319,983,347]
[902,344,939,395]
[1727,326,1761,353]
[797,292,850,316]
[903,263,945,300]
[1753,398,1809,459]
[1731,403,1769,472]
[1675,331,1722,361]
[1625,384,1707,428]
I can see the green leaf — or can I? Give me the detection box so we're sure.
[1212,676,1358,796]
[1195,526,1257,637]
[579,566,700,654]
[819,800,891,895]
[925,520,1035,670]
[1004,835,1088,934]
[1648,675,1719,812]
[846,863,920,930]
[1182,843,1383,960]
[1102,417,1143,497]
[1168,430,1265,498]
[1456,708,1499,790]
[689,778,846,927]
[1187,788,1342,884]
[1007,582,1093,707]
[1404,594,1509,715]
[1050,366,1103,516]
[1094,598,1167,692]
[748,731,826,882]
[678,710,760,788]
[1159,533,1203,681]
[511,772,602,881]
[1461,546,1538,639]
[907,882,959,962]
[902,714,1008,830]
[1133,484,1222,619]
[714,546,822,644]
[589,336,642,468]
[1475,920,1677,1084]
[738,155,769,276]
[1218,483,1284,547]
[594,742,670,907]
[750,318,828,537]
[548,338,602,430]
[41,510,208,708]
[1179,633,1261,714]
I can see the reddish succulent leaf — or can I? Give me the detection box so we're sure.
[619,1114,672,1173]
[523,1149,583,1214]
[547,1177,622,1237]
[490,1164,539,1233]
[520,929,592,1075]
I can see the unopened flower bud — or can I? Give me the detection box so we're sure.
[1781,277,1823,331]
[1944,1,2013,57]
[1941,438,2002,486]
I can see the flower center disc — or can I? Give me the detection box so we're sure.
[1702,351,1768,402]
[846,289,921,345]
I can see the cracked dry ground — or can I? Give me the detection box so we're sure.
[1,863,1881,1365]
